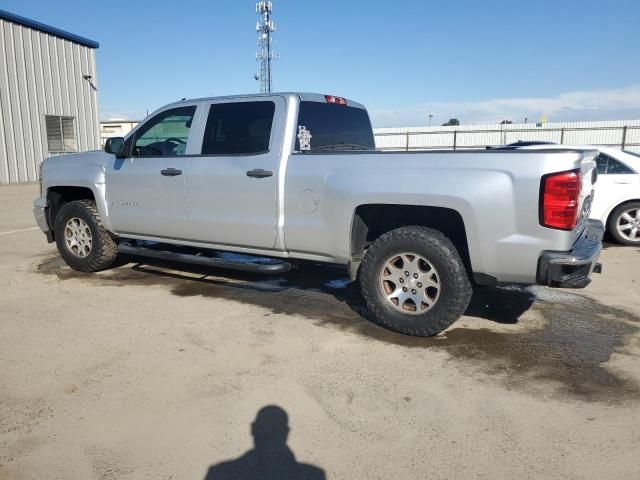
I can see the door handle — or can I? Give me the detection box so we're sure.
[161,168,182,177]
[246,169,273,178]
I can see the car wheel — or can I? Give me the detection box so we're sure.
[54,199,119,272]
[608,201,640,246]
[359,226,472,336]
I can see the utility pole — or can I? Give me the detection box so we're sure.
[255,1,277,93]
[428,114,433,127]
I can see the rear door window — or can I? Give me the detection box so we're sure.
[295,101,375,152]
[201,101,275,155]
[606,158,635,174]
[595,154,608,174]
[596,153,635,174]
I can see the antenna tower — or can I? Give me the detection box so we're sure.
[255,1,276,93]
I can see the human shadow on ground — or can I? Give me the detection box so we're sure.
[203,405,325,480]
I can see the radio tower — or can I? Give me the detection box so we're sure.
[255,1,276,93]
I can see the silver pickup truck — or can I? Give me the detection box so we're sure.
[33,92,603,336]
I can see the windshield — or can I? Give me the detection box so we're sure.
[295,101,375,152]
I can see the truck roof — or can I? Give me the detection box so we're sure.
[168,92,367,110]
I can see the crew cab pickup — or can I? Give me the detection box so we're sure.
[33,92,603,336]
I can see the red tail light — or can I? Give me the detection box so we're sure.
[540,169,582,230]
[325,95,347,105]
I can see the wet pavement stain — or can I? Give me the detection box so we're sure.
[37,254,640,403]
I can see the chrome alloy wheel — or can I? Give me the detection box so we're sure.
[617,208,640,243]
[379,252,441,314]
[64,217,93,258]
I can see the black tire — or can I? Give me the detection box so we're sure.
[54,199,118,272]
[359,226,472,337]
[607,201,640,246]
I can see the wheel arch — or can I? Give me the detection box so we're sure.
[605,198,640,228]
[348,204,473,281]
[46,186,96,239]
[605,198,640,243]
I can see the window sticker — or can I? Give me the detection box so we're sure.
[297,125,312,151]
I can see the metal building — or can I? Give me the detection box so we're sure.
[0,9,100,185]
[100,120,139,147]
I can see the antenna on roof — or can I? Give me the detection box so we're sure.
[255,1,277,93]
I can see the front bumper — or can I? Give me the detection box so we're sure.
[33,197,53,242]
[537,220,604,288]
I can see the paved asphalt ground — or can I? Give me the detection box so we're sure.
[1,184,639,480]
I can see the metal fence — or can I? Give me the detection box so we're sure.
[373,121,640,153]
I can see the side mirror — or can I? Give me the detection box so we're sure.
[104,137,125,157]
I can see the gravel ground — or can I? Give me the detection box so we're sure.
[1,184,639,480]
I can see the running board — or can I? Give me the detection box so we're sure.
[118,243,292,275]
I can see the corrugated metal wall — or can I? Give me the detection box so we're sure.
[374,120,640,152]
[0,19,99,184]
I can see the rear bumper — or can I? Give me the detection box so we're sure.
[33,197,54,242]
[537,220,604,288]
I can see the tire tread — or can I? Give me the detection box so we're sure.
[359,226,472,336]
[54,199,118,272]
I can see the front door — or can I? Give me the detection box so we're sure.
[105,105,198,239]
[183,98,284,249]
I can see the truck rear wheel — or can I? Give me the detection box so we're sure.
[360,226,472,336]
[54,200,118,272]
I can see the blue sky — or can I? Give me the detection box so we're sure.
[4,0,640,126]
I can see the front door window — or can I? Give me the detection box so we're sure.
[129,106,196,157]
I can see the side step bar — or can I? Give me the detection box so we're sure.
[118,243,292,275]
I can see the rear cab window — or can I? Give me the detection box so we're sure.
[295,101,375,152]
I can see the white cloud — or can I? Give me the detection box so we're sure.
[370,84,640,127]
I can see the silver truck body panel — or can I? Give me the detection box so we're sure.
[34,93,598,285]
[39,150,113,231]
[283,149,596,284]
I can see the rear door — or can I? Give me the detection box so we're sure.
[591,153,639,221]
[105,105,198,238]
[183,97,285,248]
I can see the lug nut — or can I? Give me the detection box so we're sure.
[417,283,422,288]
[413,273,419,279]
[399,278,404,283]
[403,287,408,292]
[411,289,417,295]
[405,271,409,276]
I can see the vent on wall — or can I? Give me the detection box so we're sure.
[45,116,77,153]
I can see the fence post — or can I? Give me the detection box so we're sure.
[621,126,628,149]
[560,128,565,144]
[406,132,410,151]
[453,130,457,151]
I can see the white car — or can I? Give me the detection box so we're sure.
[518,145,640,245]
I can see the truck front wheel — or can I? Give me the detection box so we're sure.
[360,226,472,336]
[54,199,118,272]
